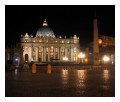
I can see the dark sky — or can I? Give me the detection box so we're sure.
[5,5,115,47]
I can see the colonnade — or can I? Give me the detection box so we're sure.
[24,46,79,62]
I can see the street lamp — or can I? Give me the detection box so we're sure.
[78,52,85,64]
[15,58,18,61]
[103,55,110,64]
[15,58,19,67]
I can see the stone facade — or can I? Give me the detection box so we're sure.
[20,19,80,62]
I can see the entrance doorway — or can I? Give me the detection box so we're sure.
[25,54,28,62]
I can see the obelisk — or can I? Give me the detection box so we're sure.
[93,13,99,65]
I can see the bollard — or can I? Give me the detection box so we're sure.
[47,64,52,74]
[32,64,36,74]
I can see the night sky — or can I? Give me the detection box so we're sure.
[5,5,115,47]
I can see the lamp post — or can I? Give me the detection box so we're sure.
[103,55,110,64]
[15,58,19,67]
[78,52,85,64]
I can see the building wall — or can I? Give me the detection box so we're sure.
[99,35,115,47]
[98,35,115,64]
[20,33,80,62]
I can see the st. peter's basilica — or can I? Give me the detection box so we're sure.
[20,19,80,62]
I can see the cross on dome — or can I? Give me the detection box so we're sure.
[43,18,48,26]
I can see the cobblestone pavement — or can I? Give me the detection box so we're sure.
[5,67,115,97]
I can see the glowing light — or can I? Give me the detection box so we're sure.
[63,56,68,61]
[103,55,110,62]
[78,52,86,64]
[99,39,102,44]
[78,52,85,58]
[15,58,18,61]
[85,58,88,63]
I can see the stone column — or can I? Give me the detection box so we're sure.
[48,47,50,62]
[58,47,59,59]
[43,47,46,62]
[54,48,56,59]
[65,47,67,57]
[76,47,79,62]
[71,47,73,62]
[28,47,31,62]
[38,47,39,61]
[36,47,38,61]
[31,46,33,61]
[42,47,44,62]
[60,47,62,61]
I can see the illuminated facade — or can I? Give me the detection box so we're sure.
[98,35,115,64]
[20,19,80,62]
[92,13,115,65]
[98,35,115,47]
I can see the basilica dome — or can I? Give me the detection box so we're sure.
[36,19,55,37]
